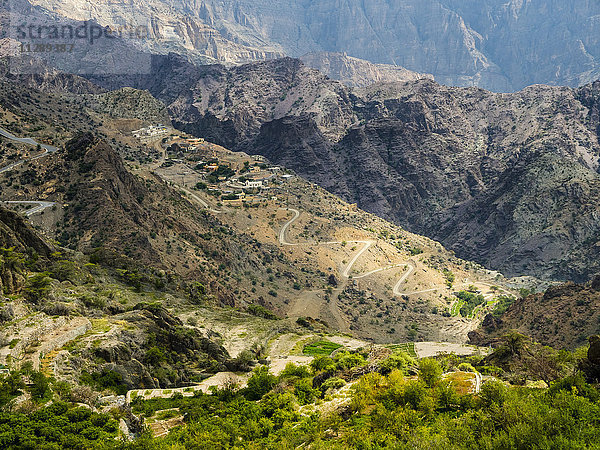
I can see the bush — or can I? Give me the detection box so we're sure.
[244,366,276,401]
[380,351,416,375]
[29,371,50,401]
[334,351,365,370]
[418,358,442,387]
[320,377,346,393]
[24,272,52,303]
[279,363,311,380]
[144,346,166,366]
[80,369,128,395]
[458,362,476,373]
[479,380,508,407]
[311,356,336,373]
[293,378,320,404]
[248,304,278,320]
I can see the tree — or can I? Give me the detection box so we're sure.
[144,346,166,366]
[29,371,50,400]
[24,272,52,303]
[479,380,508,407]
[418,358,442,387]
[245,366,276,400]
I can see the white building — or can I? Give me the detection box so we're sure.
[246,180,264,188]
[132,125,169,140]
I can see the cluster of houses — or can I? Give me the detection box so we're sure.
[132,124,169,140]
[158,134,294,207]
[168,137,206,153]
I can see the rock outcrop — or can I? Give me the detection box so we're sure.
[300,52,433,88]
[469,279,600,350]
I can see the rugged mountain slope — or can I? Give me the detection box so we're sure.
[0,205,249,391]
[469,277,600,350]
[3,66,515,344]
[13,0,283,66]
[300,52,433,88]
[1,0,155,77]
[0,207,55,295]
[24,0,600,91]
[94,57,600,282]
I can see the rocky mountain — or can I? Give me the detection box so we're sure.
[300,52,433,88]
[0,208,55,295]
[90,56,600,282]
[20,0,600,91]
[469,277,600,350]
[4,65,519,345]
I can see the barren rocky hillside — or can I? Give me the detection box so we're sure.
[469,277,600,350]
[299,52,433,88]
[90,56,600,282]
[1,66,525,345]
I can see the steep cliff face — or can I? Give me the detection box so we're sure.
[97,57,600,281]
[24,0,600,91]
[24,0,285,65]
[300,52,434,88]
[0,208,55,295]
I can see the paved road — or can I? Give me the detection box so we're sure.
[0,127,58,153]
[278,208,416,295]
[178,185,223,214]
[1,201,56,216]
[392,260,417,295]
[0,127,59,215]
[279,208,300,245]
[0,127,58,174]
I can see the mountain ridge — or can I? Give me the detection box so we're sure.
[89,56,600,282]
[21,0,600,91]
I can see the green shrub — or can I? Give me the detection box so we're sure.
[248,304,278,320]
[418,358,442,387]
[244,366,276,401]
[334,351,365,370]
[310,356,336,373]
[380,351,416,374]
[24,272,52,303]
[320,377,346,393]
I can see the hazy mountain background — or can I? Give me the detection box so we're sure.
[20,0,600,91]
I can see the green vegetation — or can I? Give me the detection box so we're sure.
[450,298,464,317]
[519,287,535,298]
[456,290,485,318]
[221,193,239,201]
[80,369,128,395]
[302,340,342,356]
[114,335,600,448]
[442,268,455,288]
[0,333,598,448]
[247,304,278,320]
[492,295,517,317]
[0,402,119,448]
[23,272,52,303]
[409,247,423,256]
[206,165,235,183]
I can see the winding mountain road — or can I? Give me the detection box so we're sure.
[1,200,56,216]
[0,126,58,215]
[279,208,417,295]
